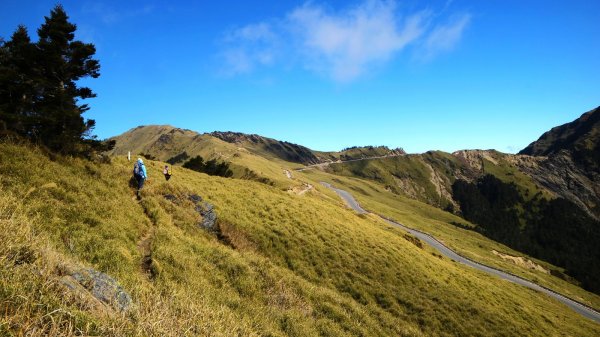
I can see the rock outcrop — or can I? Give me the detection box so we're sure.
[191,195,218,232]
[60,265,132,313]
[513,151,599,219]
[517,106,600,218]
[164,193,219,233]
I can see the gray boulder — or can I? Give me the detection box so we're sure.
[61,265,132,313]
[164,193,219,233]
[195,201,218,232]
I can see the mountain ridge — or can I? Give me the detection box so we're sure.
[107,107,600,294]
[3,108,600,335]
[109,108,599,219]
[519,106,600,157]
[321,107,600,294]
[6,140,600,335]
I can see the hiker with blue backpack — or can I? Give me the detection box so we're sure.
[133,158,147,198]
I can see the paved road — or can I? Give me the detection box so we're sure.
[321,182,600,323]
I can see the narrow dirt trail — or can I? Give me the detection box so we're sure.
[136,198,157,280]
[138,228,155,279]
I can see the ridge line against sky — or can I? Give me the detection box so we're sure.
[1,0,599,153]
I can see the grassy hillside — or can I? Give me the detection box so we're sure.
[316,146,405,162]
[210,131,322,165]
[325,150,551,208]
[109,125,304,188]
[1,141,599,336]
[298,169,600,310]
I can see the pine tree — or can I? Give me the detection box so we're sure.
[0,25,37,136]
[35,5,100,153]
[0,5,105,154]
[183,155,206,172]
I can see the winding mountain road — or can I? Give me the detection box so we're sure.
[321,182,600,323]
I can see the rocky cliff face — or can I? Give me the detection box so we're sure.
[211,131,322,165]
[430,148,599,219]
[518,106,600,218]
[513,152,599,219]
[210,131,269,144]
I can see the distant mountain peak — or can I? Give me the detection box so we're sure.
[519,106,600,157]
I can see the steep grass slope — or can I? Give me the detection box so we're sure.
[299,169,600,310]
[325,150,550,210]
[1,142,599,336]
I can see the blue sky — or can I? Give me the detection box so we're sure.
[1,0,599,153]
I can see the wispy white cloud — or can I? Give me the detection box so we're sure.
[288,1,428,81]
[220,23,279,76]
[219,0,471,82]
[419,13,471,61]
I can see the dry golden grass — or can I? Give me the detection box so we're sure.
[299,168,600,311]
[1,141,599,336]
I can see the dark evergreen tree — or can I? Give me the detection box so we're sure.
[0,26,38,136]
[0,5,107,154]
[183,155,233,178]
[452,174,600,293]
[183,155,205,172]
[204,159,218,175]
[34,5,100,153]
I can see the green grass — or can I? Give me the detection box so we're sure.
[1,141,599,336]
[325,152,469,209]
[324,150,555,213]
[316,146,400,162]
[481,157,552,201]
[299,168,600,311]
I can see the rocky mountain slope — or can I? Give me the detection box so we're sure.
[520,106,600,160]
[325,107,600,293]
[210,131,322,165]
[327,107,600,220]
[519,106,600,216]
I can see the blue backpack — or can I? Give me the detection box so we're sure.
[133,162,141,177]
